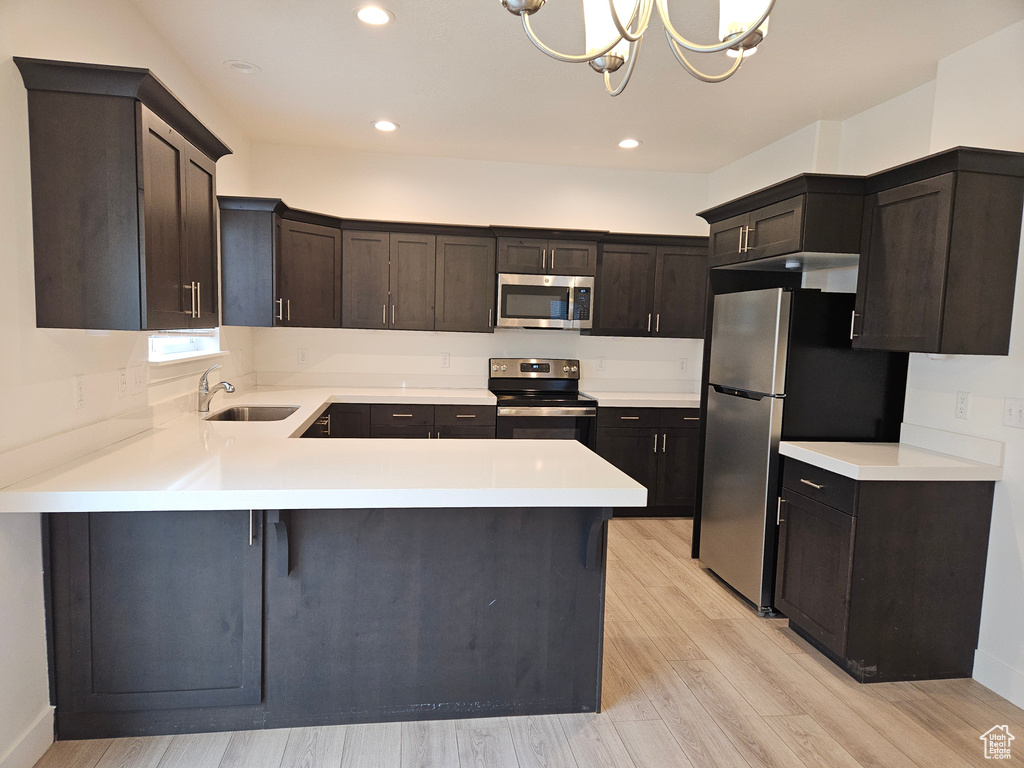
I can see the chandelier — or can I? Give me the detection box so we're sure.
[501,0,775,96]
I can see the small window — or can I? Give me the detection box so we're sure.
[148,328,221,363]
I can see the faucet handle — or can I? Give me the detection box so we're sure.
[200,363,220,385]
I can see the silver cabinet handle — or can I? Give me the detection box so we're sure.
[850,310,859,340]
[551,251,555,270]
[542,248,547,270]
[777,498,786,525]
[382,303,387,325]
[276,298,284,321]
[286,299,291,322]
[662,433,667,452]
[187,282,197,318]
[655,313,660,334]
[653,433,658,453]
[391,304,395,326]
[738,228,744,253]
[392,413,413,418]
[647,314,652,333]
[620,416,640,420]
[800,479,825,490]
[683,417,700,421]
[249,509,254,546]
[747,225,755,251]
[455,414,476,418]
[488,308,492,328]
[196,282,201,319]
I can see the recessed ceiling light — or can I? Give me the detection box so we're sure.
[374,120,399,132]
[618,138,641,149]
[224,60,261,74]
[357,6,393,25]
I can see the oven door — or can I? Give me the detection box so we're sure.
[497,274,574,329]
[495,407,597,449]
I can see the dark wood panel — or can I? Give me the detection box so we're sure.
[140,107,187,330]
[854,175,954,352]
[369,425,433,439]
[781,458,857,516]
[549,241,597,276]
[52,511,262,714]
[707,212,748,267]
[219,208,276,327]
[327,403,371,437]
[653,246,707,338]
[389,233,436,330]
[277,220,342,327]
[658,408,701,428]
[746,196,804,260]
[596,408,661,429]
[592,244,657,336]
[434,405,496,426]
[596,427,658,494]
[497,237,546,274]
[774,493,855,657]
[654,428,698,508]
[370,404,434,426]
[434,236,496,332]
[342,230,389,329]
[435,424,496,439]
[183,146,218,326]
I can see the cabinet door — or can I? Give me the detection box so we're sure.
[774,492,855,656]
[325,403,371,437]
[342,230,390,328]
[277,220,342,327]
[592,244,657,336]
[655,427,699,508]
[140,108,188,330]
[653,246,707,338]
[435,424,496,439]
[707,212,748,267]
[435,236,496,332]
[497,237,546,274]
[746,196,804,260]
[549,241,598,276]
[853,175,954,352]
[370,424,433,438]
[51,510,263,713]
[596,427,658,498]
[389,233,436,330]
[182,145,218,327]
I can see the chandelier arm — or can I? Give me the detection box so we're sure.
[656,0,775,54]
[608,0,654,43]
[603,34,644,96]
[521,11,623,63]
[666,34,744,83]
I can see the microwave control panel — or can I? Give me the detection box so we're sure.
[573,287,591,320]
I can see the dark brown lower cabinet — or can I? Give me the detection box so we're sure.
[302,403,496,439]
[48,510,264,737]
[777,459,995,683]
[596,407,700,517]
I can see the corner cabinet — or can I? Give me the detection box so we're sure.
[592,237,707,338]
[16,58,231,331]
[777,459,995,682]
[853,148,1024,355]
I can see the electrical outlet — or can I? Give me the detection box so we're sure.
[440,352,450,369]
[73,375,85,410]
[117,368,128,400]
[955,391,970,420]
[297,348,308,365]
[130,365,145,396]
[597,357,606,372]
[679,358,688,372]
[1004,397,1024,428]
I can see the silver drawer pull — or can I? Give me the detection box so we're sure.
[800,479,825,490]
[455,414,477,418]
[683,417,700,421]
[392,413,414,418]
[620,416,640,420]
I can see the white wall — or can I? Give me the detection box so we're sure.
[250,144,709,392]
[0,1,255,765]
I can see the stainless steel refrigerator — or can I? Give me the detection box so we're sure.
[699,288,906,614]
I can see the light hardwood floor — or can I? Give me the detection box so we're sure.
[33,518,1023,768]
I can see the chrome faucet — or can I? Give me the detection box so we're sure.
[198,363,235,413]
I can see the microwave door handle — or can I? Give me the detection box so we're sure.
[566,283,576,327]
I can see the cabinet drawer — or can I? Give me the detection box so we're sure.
[782,459,857,516]
[370,424,432,439]
[434,405,496,426]
[597,408,661,429]
[435,424,496,439]
[370,404,434,426]
[659,408,701,428]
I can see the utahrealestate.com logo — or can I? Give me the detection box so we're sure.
[980,725,1015,760]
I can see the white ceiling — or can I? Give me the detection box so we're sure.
[130,0,1024,174]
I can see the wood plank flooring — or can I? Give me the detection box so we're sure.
[33,518,1022,768]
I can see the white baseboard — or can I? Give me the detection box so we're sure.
[974,650,1024,709]
[0,707,53,768]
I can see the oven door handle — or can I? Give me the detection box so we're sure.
[497,407,597,417]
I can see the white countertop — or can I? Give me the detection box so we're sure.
[585,392,701,408]
[0,387,646,513]
[780,441,1004,482]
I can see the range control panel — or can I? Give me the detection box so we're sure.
[489,358,580,379]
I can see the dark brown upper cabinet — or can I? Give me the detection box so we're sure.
[16,58,231,331]
[699,176,865,270]
[219,198,342,328]
[342,231,436,331]
[435,236,497,333]
[853,148,1024,355]
[493,227,603,276]
[592,236,707,338]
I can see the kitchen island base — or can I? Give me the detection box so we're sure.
[47,506,610,739]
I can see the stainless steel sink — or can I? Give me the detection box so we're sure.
[205,406,299,422]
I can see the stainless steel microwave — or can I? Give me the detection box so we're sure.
[496,273,594,330]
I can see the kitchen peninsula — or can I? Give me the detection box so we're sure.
[0,388,646,739]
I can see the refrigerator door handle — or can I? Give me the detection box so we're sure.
[711,384,770,401]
